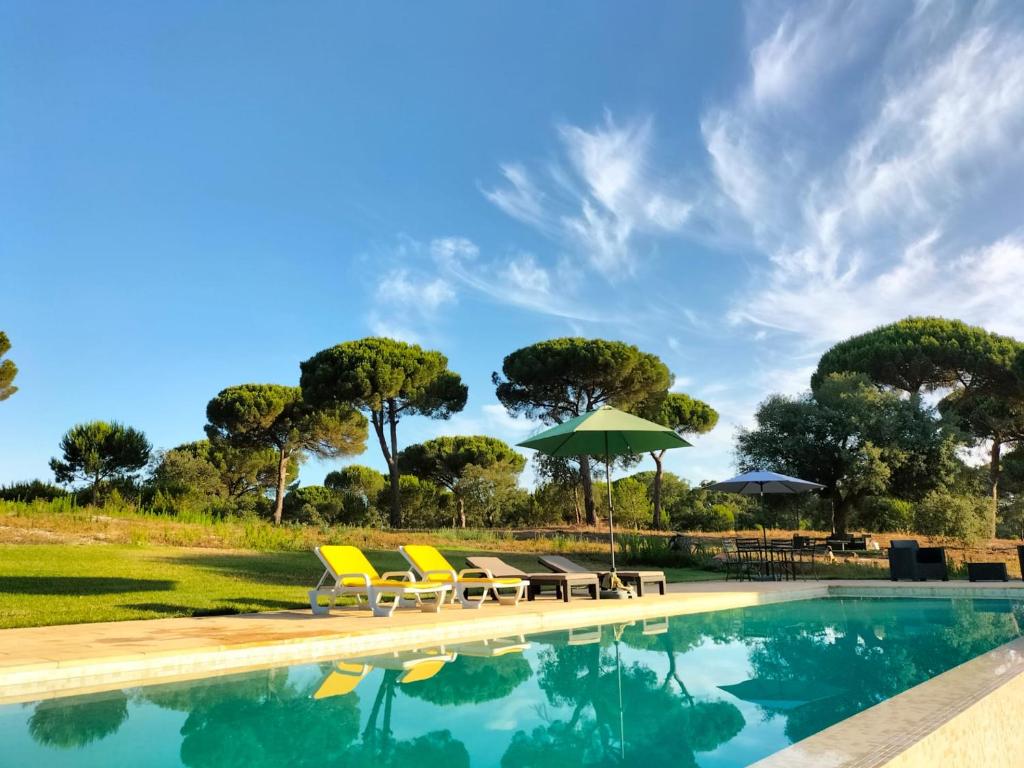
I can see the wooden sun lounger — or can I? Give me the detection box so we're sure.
[538,554,667,596]
[466,556,599,601]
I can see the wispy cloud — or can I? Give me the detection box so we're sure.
[482,114,693,278]
[375,269,455,312]
[706,0,1024,346]
[365,246,458,343]
[429,236,613,323]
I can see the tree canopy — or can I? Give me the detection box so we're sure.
[151,439,298,513]
[205,384,367,524]
[812,316,1020,394]
[494,337,671,523]
[737,373,957,534]
[324,464,388,525]
[49,421,152,503]
[301,337,467,527]
[813,316,1024,510]
[0,330,17,401]
[399,435,524,527]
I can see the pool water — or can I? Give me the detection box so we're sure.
[2,597,1022,767]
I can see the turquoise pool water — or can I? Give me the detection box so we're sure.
[2,597,1022,767]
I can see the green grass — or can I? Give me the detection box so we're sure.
[0,544,721,629]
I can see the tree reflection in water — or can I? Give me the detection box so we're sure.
[726,597,1024,744]
[503,624,744,768]
[28,690,129,749]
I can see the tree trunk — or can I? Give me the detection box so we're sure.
[92,472,101,506]
[573,485,583,525]
[651,451,664,529]
[386,401,402,529]
[579,455,597,525]
[371,406,402,529]
[272,447,288,525]
[457,496,466,528]
[990,437,1002,519]
[833,493,854,536]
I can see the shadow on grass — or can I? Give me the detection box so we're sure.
[0,577,176,595]
[153,552,315,586]
[120,597,306,618]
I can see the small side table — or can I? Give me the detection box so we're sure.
[967,562,1009,582]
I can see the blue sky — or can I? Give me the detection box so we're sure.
[4,1,1024,489]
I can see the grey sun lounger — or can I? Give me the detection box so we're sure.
[538,555,667,596]
[466,556,599,601]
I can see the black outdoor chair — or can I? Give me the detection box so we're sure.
[888,539,948,581]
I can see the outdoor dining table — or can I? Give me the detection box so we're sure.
[732,540,825,581]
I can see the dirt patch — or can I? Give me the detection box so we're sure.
[0,525,109,546]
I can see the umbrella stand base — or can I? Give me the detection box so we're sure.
[600,588,635,600]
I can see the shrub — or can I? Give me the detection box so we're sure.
[914,491,993,546]
[282,485,344,526]
[997,496,1024,540]
[859,496,914,532]
[387,476,450,528]
[617,534,711,568]
[674,502,734,532]
[594,477,652,529]
[0,480,67,502]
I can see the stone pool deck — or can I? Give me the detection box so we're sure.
[3,578,1024,767]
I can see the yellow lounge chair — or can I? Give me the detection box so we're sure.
[399,545,528,609]
[312,662,371,699]
[309,545,451,617]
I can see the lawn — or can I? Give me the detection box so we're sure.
[0,544,721,629]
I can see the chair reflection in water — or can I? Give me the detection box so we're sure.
[312,647,455,700]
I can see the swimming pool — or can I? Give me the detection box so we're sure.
[2,596,1021,767]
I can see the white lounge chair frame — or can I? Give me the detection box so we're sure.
[308,547,451,618]
[399,546,528,609]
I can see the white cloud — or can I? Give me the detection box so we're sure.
[482,114,693,278]
[364,245,457,342]
[706,0,1024,347]
[430,236,614,323]
[481,164,549,232]
[365,314,422,345]
[375,269,455,312]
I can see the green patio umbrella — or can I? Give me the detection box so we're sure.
[518,405,692,590]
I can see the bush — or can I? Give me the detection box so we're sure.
[617,534,712,568]
[997,496,1024,540]
[672,502,734,532]
[528,481,582,526]
[914,491,993,546]
[388,476,450,528]
[0,480,68,502]
[282,485,345,526]
[859,496,914,532]
[594,477,652,529]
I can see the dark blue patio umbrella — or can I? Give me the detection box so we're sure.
[708,471,825,545]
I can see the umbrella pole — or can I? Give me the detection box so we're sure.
[606,436,616,572]
[760,488,767,548]
[615,637,625,760]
